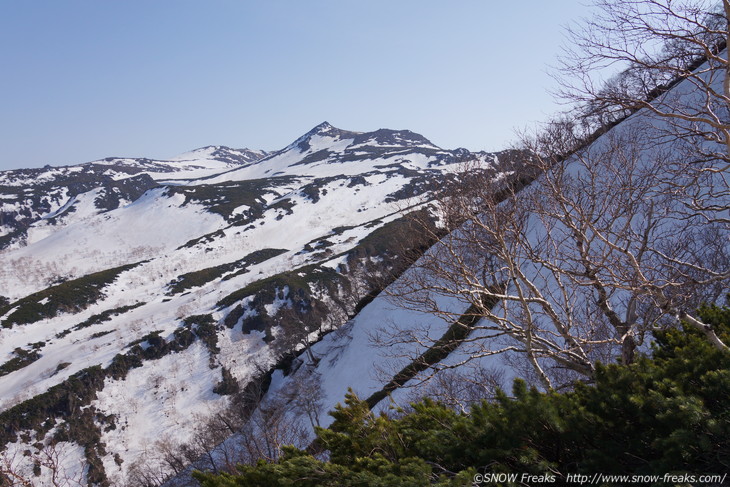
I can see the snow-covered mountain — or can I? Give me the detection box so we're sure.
[0,123,520,485]
[0,146,268,252]
[148,56,727,485]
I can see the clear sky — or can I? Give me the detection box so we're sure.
[0,1,594,171]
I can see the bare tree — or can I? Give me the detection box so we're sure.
[126,453,172,487]
[275,367,324,429]
[401,365,505,415]
[140,367,324,484]
[231,390,311,466]
[376,0,730,391]
[557,0,730,222]
[0,450,33,487]
[384,117,729,390]
[1,443,86,487]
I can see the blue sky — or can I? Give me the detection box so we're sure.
[0,1,594,170]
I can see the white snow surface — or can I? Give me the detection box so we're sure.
[95,342,226,485]
[0,188,225,299]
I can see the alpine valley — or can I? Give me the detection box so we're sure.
[0,122,523,486]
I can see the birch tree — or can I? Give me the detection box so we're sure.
[558,0,730,223]
[376,0,730,390]
[385,117,728,390]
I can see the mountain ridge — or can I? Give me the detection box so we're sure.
[0,122,518,486]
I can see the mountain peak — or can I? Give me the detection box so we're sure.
[289,122,360,152]
[311,121,334,133]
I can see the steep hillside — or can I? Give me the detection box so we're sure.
[0,123,518,486]
[160,54,729,486]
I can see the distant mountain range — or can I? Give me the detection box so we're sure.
[0,122,523,485]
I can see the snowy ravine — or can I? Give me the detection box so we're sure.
[0,122,521,486]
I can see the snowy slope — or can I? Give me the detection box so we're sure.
[0,123,515,486]
[0,146,267,252]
